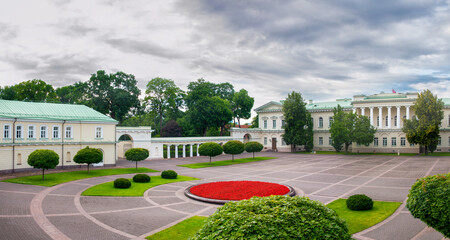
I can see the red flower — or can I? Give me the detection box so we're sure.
[190,181,290,200]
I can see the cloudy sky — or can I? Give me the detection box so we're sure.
[1,0,450,114]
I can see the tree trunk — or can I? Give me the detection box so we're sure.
[159,111,163,136]
[425,145,429,155]
[202,128,207,137]
[238,118,241,128]
[209,156,212,165]
[42,169,45,180]
[87,164,90,174]
[232,154,234,162]
[345,143,349,153]
[136,161,138,170]
[220,126,224,136]
[253,152,255,159]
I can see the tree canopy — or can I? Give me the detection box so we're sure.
[73,147,103,173]
[27,149,59,179]
[125,148,149,169]
[161,120,183,137]
[232,89,254,127]
[223,140,245,161]
[198,142,223,165]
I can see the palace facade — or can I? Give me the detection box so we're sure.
[231,92,450,153]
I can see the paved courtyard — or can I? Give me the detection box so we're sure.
[0,152,449,240]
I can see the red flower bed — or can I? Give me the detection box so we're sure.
[189,181,290,201]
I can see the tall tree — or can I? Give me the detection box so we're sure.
[232,89,255,127]
[0,85,18,100]
[250,114,259,128]
[14,79,58,102]
[282,91,314,152]
[402,90,444,155]
[56,82,88,104]
[161,120,183,137]
[86,70,141,122]
[145,78,184,134]
[330,105,376,152]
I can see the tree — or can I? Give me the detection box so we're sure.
[14,79,58,102]
[161,120,183,137]
[120,112,157,128]
[402,90,444,155]
[245,141,263,158]
[223,140,245,161]
[86,70,141,122]
[282,91,313,152]
[56,82,88,104]
[73,147,103,173]
[330,105,376,152]
[145,78,184,134]
[232,89,254,127]
[0,85,18,100]
[27,149,59,179]
[124,148,149,170]
[250,114,259,128]
[198,142,223,165]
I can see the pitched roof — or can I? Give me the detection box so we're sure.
[442,98,450,106]
[306,99,352,110]
[0,99,117,122]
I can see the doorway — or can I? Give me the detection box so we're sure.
[272,138,277,151]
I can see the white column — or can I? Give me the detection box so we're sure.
[387,107,392,128]
[352,108,356,114]
[196,144,200,156]
[406,106,410,119]
[361,107,365,116]
[369,107,374,126]
[190,144,193,157]
[175,145,178,158]
[182,145,186,158]
[378,107,383,128]
[167,145,170,159]
[396,106,401,128]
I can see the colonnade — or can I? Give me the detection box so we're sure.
[166,143,201,159]
[352,105,411,129]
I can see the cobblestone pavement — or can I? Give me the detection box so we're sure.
[1,152,449,240]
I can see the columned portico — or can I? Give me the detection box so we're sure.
[406,106,410,119]
[369,107,374,126]
[175,145,178,158]
[387,106,392,128]
[167,145,171,159]
[396,106,401,128]
[379,107,383,128]
[182,145,186,158]
[197,143,200,156]
[190,144,193,157]
[361,107,365,116]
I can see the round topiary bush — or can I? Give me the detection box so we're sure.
[346,194,374,210]
[244,141,264,158]
[192,195,350,240]
[406,173,449,238]
[125,148,149,170]
[223,140,245,161]
[161,170,178,179]
[133,174,151,183]
[114,178,131,189]
[27,149,60,180]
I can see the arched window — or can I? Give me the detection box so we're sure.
[329,117,333,127]
[319,117,323,128]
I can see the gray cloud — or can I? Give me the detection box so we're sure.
[104,38,184,60]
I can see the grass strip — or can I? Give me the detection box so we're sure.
[326,199,401,234]
[421,152,450,156]
[81,175,199,196]
[296,151,416,156]
[2,168,158,187]
[146,216,207,240]
[177,157,276,169]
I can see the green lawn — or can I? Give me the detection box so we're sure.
[326,199,402,234]
[2,168,158,187]
[146,216,207,240]
[81,175,199,196]
[177,157,276,169]
[421,152,450,156]
[296,151,416,156]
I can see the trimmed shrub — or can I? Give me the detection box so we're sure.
[161,170,178,179]
[192,195,351,239]
[346,194,374,210]
[125,148,149,170]
[27,149,59,180]
[244,141,264,158]
[407,173,450,238]
[198,142,223,165]
[73,147,103,173]
[133,174,151,183]
[114,178,131,189]
[223,140,245,161]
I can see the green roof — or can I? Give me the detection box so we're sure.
[364,95,407,100]
[306,99,352,110]
[0,99,117,122]
[442,98,450,106]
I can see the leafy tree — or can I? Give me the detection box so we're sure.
[86,70,141,122]
[198,142,223,165]
[232,89,254,127]
[73,147,103,173]
[27,149,59,179]
[125,148,149,170]
[145,78,184,134]
[223,140,245,161]
[120,112,157,128]
[161,120,183,137]
[14,79,58,102]
[402,90,444,155]
[0,85,18,100]
[56,82,88,104]
[245,141,264,158]
[282,91,313,152]
[250,114,259,128]
[330,105,376,152]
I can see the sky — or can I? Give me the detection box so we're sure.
[1,0,450,118]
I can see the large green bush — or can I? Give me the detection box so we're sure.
[244,141,264,158]
[125,148,149,169]
[198,142,223,165]
[27,149,59,180]
[114,178,131,188]
[161,170,178,179]
[73,147,103,173]
[346,194,373,210]
[223,140,245,161]
[133,174,151,183]
[406,173,449,238]
[192,195,351,240]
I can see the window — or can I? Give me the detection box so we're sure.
[374,137,378,147]
[448,115,450,126]
[410,143,415,147]
[53,126,60,139]
[40,126,47,139]
[382,137,387,146]
[391,137,396,146]
[401,137,406,146]
[403,115,406,119]
[95,127,103,139]
[16,125,23,139]
[273,120,276,129]
[282,139,286,146]
[438,137,441,146]
[377,116,380,127]
[66,152,71,162]
[28,126,35,139]
[264,137,267,145]
[281,120,285,128]
[319,117,323,128]
[394,116,397,126]
[319,137,323,145]
[65,126,72,138]
[17,153,22,165]
[263,120,267,129]
[329,137,333,145]
[385,116,388,126]
[329,117,333,127]
[3,124,11,139]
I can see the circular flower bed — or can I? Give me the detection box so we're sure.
[185,181,295,204]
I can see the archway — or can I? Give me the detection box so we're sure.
[243,134,251,143]
[118,134,133,159]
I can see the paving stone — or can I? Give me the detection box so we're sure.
[0,182,47,193]
[150,197,186,205]
[366,178,417,188]
[50,183,89,195]
[357,170,387,177]
[344,186,409,202]
[0,192,34,215]
[260,171,309,180]
[415,228,445,240]
[290,167,328,173]
[148,190,177,197]
[198,206,220,216]
[43,195,78,214]
[313,184,357,197]
[321,168,366,175]
[152,185,182,191]
[0,216,49,240]
[380,170,426,178]
[340,176,374,185]
[284,180,330,194]
[165,202,209,214]
[298,173,350,183]
[362,213,427,240]
[307,195,336,204]
[81,196,152,213]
